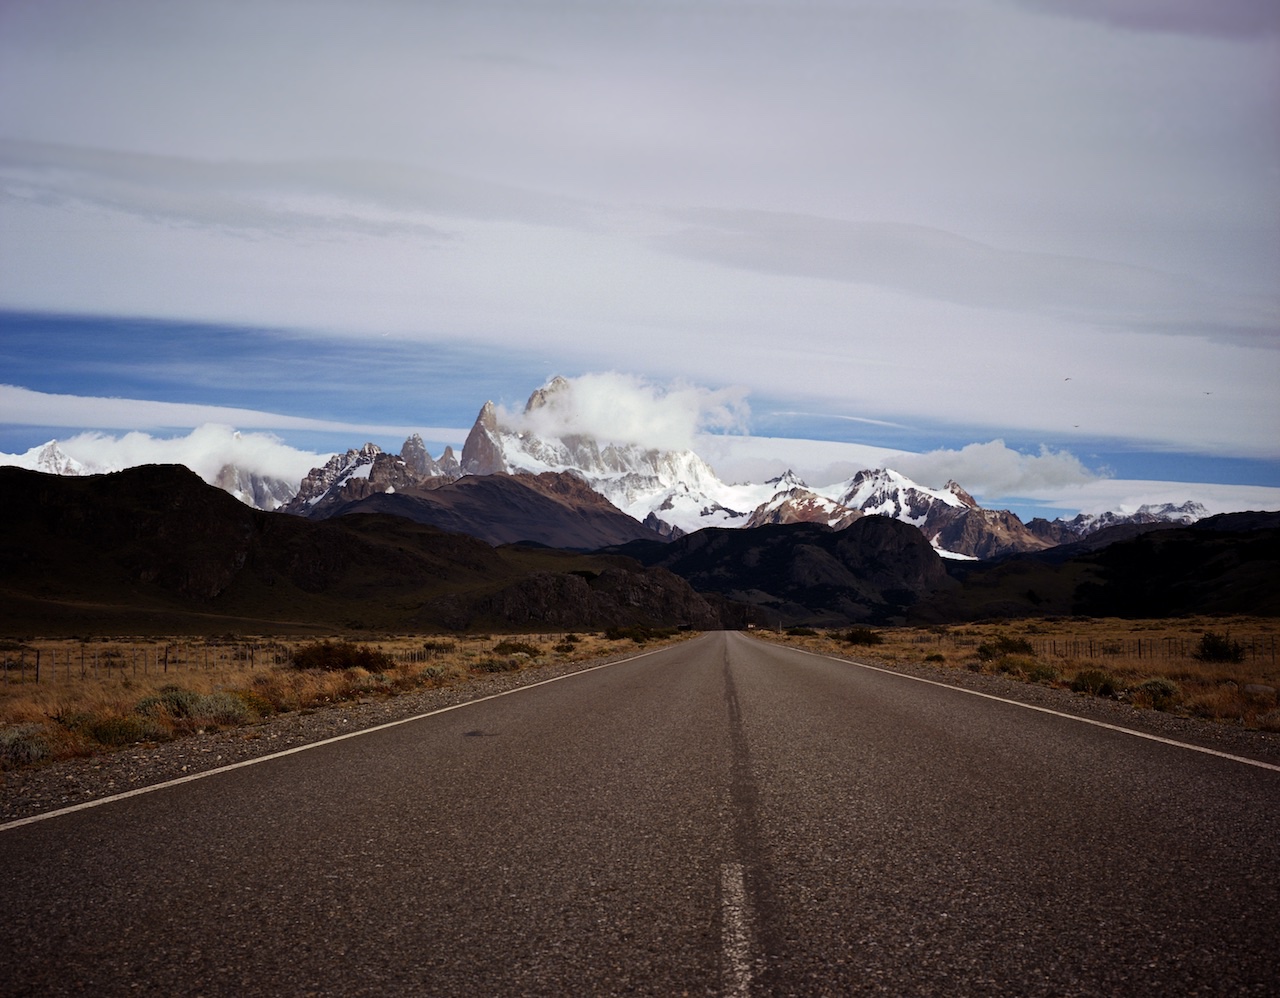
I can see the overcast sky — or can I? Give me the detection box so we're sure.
[1,0,1277,516]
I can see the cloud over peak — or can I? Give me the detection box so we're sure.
[503,373,750,453]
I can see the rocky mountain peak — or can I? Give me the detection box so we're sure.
[401,433,440,478]
[945,480,980,509]
[524,375,571,413]
[461,401,508,476]
[767,469,807,489]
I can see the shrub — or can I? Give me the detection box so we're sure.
[492,640,540,657]
[786,627,818,637]
[1026,663,1059,684]
[290,641,393,672]
[136,686,204,719]
[1138,677,1180,710]
[1194,632,1245,664]
[1071,669,1118,697]
[87,714,147,746]
[977,635,1035,661]
[924,653,946,663]
[842,628,884,646]
[0,723,50,768]
[197,691,252,726]
[229,688,276,719]
[137,687,251,726]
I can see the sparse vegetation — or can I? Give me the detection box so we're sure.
[605,625,676,644]
[759,616,1280,729]
[977,634,1035,661]
[0,630,693,771]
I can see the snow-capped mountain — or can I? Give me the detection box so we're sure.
[2,440,94,477]
[451,380,1043,555]
[459,379,781,536]
[1027,501,1210,544]
[743,472,862,529]
[282,435,460,515]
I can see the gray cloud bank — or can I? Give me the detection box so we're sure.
[1,0,1276,466]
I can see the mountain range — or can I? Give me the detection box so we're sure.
[3,462,1274,635]
[3,377,1214,559]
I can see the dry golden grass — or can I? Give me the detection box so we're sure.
[758,616,1280,731]
[0,629,688,771]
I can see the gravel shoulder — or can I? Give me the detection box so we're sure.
[0,647,658,826]
[806,642,1280,769]
[6,636,1279,826]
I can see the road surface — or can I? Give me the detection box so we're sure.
[3,631,1277,995]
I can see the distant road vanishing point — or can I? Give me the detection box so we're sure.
[3,632,1277,995]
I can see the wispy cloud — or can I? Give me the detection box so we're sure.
[658,210,1278,347]
[0,384,465,441]
[1015,0,1280,38]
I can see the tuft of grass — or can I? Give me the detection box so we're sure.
[1071,669,1119,697]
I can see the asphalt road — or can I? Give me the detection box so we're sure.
[3,631,1278,996]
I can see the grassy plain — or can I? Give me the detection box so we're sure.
[0,628,685,772]
[760,615,1280,731]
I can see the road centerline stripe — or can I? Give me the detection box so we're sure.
[720,861,754,998]
[0,646,670,833]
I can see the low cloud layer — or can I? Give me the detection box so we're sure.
[893,440,1103,499]
[7,425,330,487]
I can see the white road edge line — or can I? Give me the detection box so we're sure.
[0,646,670,833]
[796,646,1280,774]
[720,861,754,998]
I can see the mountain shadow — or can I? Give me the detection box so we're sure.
[909,511,1280,622]
[0,465,722,635]
[604,517,952,626]
[317,472,662,550]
